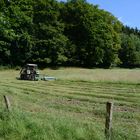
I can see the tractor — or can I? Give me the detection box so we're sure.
[20,64,39,81]
[19,64,56,81]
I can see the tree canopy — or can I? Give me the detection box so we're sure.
[0,0,140,68]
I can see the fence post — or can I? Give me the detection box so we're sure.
[105,102,113,140]
[3,95,11,111]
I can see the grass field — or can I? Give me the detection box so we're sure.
[0,68,140,140]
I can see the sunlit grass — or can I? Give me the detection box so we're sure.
[40,67,140,83]
[0,68,140,140]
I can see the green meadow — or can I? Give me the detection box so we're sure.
[0,68,140,140]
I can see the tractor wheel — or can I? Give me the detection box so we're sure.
[20,74,24,80]
[31,74,35,81]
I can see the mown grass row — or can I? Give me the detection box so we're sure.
[1,80,140,107]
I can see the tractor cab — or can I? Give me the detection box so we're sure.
[20,64,39,80]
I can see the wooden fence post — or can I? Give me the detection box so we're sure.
[105,102,113,140]
[3,95,11,111]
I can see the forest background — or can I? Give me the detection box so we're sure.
[0,0,140,68]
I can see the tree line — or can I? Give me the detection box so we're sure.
[0,0,140,68]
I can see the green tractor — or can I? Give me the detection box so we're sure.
[19,64,56,81]
[20,64,39,81]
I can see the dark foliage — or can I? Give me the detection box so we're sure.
[0,0,140,68]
